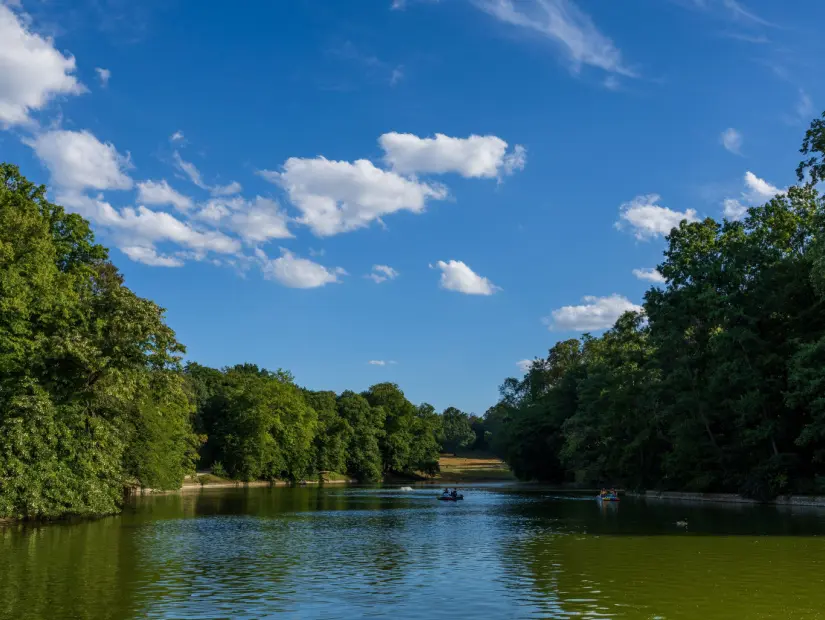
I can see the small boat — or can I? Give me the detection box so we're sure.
[437,494,464,501]
[598,494,620,502]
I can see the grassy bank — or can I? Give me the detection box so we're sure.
[435,453,515,483]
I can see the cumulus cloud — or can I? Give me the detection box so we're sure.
[367,264,399,283]
[720,128,742,154]
[632,267,666,284]
[257,248,346,288]
[722,170,785,221]
[169,130,185,143]
[211,180,242,196]
[545,294,642,331]
[743,170,782,201]
[473,0,636,77]
[260,157,448,237]
[27,129,133,191]
[380,132,526,178]
[0,4,85,126]
[616,194,698,240]
[433,259,500,295]
[95,68,111,87]
[226,197,292,243]
[57,191,240,261]
[120,246,184,267]
[136,179,193,212]
[516,359,534,373]
[116,206,240,255]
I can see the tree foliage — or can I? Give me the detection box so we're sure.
[0,164,199,519]
[487,113,825,499]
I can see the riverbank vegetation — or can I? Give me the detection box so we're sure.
[0,174,482,519]
[484,112,825,500]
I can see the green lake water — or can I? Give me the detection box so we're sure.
[2,484,825,619]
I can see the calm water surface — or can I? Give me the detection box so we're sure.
[3,484,825,619]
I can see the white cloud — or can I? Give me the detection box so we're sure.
[503,144,527,176]
[473,0,636,77]
[117,206,240,255]
[433,259,500,295]
[616,194,698,240]
[0,4,85,126]
[720,128,742,154]
[632,267,666,284]
[380,132,526,178]
[676,0,774,27]
[196,199,231,223]
[516,359,533,373]
[260,157,448,237]
[136,179,193,212]
[744,170,782,201]
[257,248,346,288]
[796,89,814,121]
[721,0,773,27]
[226,197,292,243]
[169,130,184,143]
[120,246,184,267]
[368,359,397,365]
[95,67,111,87]
[173,150,208,189]
[172,152,242,196]
[603,75,621,91]
[211,180,242,196]
[723,198,748,220]
[367,264,399,283]
[390,66,404,86]
[545,294,642,331]
[27,129,133,191]
[722,171,784,221]
[57,191,241,262]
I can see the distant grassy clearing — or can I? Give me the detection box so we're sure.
[437,453,514,482]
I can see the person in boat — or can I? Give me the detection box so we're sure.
[450,488,458,498]
[600,488,607,498]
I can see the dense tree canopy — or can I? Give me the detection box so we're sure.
[0,164,199,519]
[485,113,825,499]
[0,164,473,521]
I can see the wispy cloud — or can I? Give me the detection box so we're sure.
[366,265,399,284]
[783,89,814,125]
[95,67,111,87]
[720,0,773,27]
[720,128,743,155]
[327,40,404,87]
[390,66,404,86]
[472,0,636,77]
[720,31,769,44]
[675,0,774,28]
[368,359,398,366]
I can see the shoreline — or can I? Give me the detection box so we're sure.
[134,478,357,495]
[628,490,825,507]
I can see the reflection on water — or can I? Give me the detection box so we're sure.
[2,485,825,619]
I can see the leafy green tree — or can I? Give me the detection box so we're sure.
[0,164,197,519]
[441,407,476,455]
[304,389,352,476]
[338,391,384,481]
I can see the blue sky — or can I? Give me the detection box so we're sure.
[1,0,822,414]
